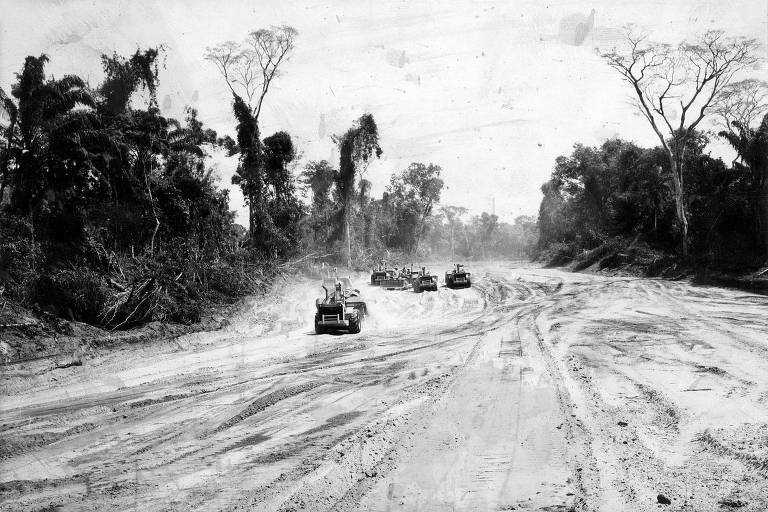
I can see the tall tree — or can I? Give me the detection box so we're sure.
[478,212,499,259]
[7,55,96,218]
[440,205,467,261]
[719,113,768,260]
[713,80,768,260]
[0,86,19,203]
[302,160,337,248]
[602,29,759,256]
[204,26,297,248]
[386,162,444,253]
[333,113,382,267]
[713,79,768,138]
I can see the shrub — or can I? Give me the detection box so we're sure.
[0,214,42,303]
[36,268,109,323]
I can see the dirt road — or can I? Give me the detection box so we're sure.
[2,263,767,511]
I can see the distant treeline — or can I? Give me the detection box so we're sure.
[301,157,538,265]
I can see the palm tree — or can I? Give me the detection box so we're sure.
[8,55,96,216]
[719,113,768,260]
[0,86,19,203]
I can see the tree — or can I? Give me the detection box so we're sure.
[602,29,760,256]
[262,130,303,256]
[0,86,19,203]
[204,26,297,122]
[99,48,163,115]
[302,160,337,248]
[713,79,768,137]
[713,80,768,261]
[7,55,97,219]
[441,205,467,260]
[386,162,444,253]
[204,26,297,248]
[333,113,382,267]
[263,130,295,201]
[719,113,768,260]
[478,212,499,259]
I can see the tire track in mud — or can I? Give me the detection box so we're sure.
[208,381,322,437]
[531,275,768,511]
[16,268,766,511]
[0,274,504,511]
[256,273,578,512]
[645,280,768,358]
[517,300,603,512]
[242,336,490,512]
[222,273,554,512]
[528,278,690,511]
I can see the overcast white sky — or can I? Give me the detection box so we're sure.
[1,0,766,226]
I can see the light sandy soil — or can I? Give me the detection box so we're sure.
[1,262,767,511]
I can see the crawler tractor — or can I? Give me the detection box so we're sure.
[401,266,421,286]
[315,278,367,334]
[412,267,439,292]
[445,264,471,289]
[370,266,406,290]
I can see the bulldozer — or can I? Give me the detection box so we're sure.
[412,267,439,292]
[370,265,406,290]
[445,263,471,289]
[315,278,367,334]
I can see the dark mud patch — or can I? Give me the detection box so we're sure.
[127,391,207,409]
[131,430,185,456]
[695,365,727,376]
[209,381,321,436]
[300,411,365,438]
[636,383,680,430]
[214,432,272,456]
[0,422,98,459]
[0,474,90,495]
[247,442,307,465]
[295,342,367,371]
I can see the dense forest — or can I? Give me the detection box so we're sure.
[536,29,767,275]
[0,28,535,329]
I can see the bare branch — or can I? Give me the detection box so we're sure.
[204,26,297,120]
[712,78,768,132]
[602,26,763,145]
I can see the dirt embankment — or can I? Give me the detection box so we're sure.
[0,263,324,366]
[0,296,237,367]
[538,240,768,295]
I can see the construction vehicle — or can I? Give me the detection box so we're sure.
[394,265,419,287]
[370,266,406,290]
[315,278,367,334]
[412,267,439,292]
[445,263,471,289]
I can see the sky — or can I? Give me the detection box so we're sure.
[1,0,766,226]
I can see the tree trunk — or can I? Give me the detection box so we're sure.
[143,162,160,256]
[450,224,454,261]
[345,212,352,269]
[668,155,689,258]
[248,198,254,245]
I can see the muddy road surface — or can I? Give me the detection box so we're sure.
[2,263,768,511]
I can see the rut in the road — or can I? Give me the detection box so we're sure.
[208,381,322,436]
